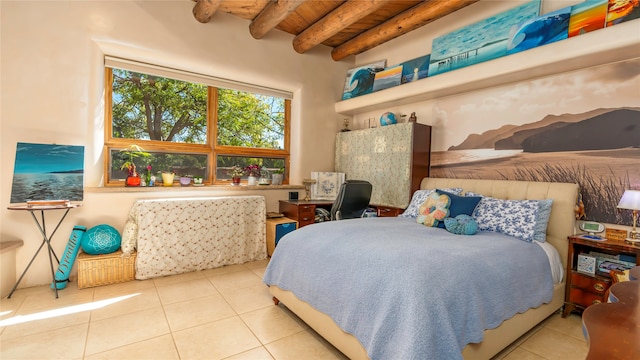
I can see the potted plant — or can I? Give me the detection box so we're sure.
[160,170,175,187]
[258,169,271,185]
[119,145,150,187]
[271,167,285,185]
[244,164,261,186]
[193,175,204,185]
[179,174,192,186]
[227,165,244,186]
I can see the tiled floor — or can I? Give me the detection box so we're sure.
[1,260,587,360]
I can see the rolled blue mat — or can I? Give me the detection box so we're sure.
[51,225,87,290]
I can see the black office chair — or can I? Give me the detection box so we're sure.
[330,180,373,220]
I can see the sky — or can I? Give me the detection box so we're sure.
[431,58,640,151]
[14,143,84,174]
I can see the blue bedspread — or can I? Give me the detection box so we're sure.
[262,217,554,360]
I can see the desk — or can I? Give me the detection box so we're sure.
[279,200,333,228]
[7,203,82,298]
[582,266,640,360]
[279,200,404,228]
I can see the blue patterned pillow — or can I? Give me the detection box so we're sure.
[400,187,463,218]
[472,197,554,242]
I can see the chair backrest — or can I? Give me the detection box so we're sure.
[331,180,373,220]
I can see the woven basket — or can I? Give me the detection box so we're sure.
[77,250,136,289]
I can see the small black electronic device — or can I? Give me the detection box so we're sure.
[289,192,299,201]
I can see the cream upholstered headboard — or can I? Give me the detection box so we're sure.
[421,178,579,270]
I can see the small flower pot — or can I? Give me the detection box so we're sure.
[126,175,141,187]
[231,177,241,186]
[193,177,203,185]
[161,172,175,186]
[271,173,283,185]
[247,176,258,186]
[179,177,191,186]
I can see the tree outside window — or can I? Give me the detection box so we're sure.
[105,67,290,185]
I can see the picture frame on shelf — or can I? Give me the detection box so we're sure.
[577,254,597,275]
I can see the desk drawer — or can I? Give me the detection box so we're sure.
[298,204,315,216]
[376,206,402,217]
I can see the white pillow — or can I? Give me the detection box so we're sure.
[400,187,463,218]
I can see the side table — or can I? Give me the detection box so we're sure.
[7,203,82,298]
[563,235,640,317]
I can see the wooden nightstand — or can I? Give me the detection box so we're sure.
[562,235,640,317]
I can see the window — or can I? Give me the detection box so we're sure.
[104,58,291,186]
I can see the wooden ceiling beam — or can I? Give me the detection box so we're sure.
[193,0,222,24]
[331,0,480,61]
[292,0,391,54]
[250,0,306,39]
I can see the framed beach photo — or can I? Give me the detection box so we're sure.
[10,142,85,203]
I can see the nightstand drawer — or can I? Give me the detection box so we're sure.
[570,287,606,308]
[570,272,610,293]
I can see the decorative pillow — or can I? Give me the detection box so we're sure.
[444,215,478,235]
[532,199,553,242]
[400,187,463,218]
[435,190,482,229]
[416,192,451,227]
[472,197,554,242]
[81,224,122,255]
[121,221,138,255]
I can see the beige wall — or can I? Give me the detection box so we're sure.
[0,1,351,287]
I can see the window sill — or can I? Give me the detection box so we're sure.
[85,184,304,193]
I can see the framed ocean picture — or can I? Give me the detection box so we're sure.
[568,0,607,37]
[428,0,541,77]
[10,142,85,203]
[506,6,571,55]
[341,60,386,100]
[400,54,430,83]
[372,65,402,92]
[606,0,640,26]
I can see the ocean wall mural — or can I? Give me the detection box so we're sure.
[430,58,640,226]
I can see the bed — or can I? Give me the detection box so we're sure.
[262,178,578,360]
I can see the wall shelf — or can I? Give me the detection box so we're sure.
[335,21,640,116]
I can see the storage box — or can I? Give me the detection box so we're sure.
[77,250,136,289]
[266,217,297,256]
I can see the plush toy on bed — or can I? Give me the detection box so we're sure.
[416,192,450,227]
[444,214,478,235]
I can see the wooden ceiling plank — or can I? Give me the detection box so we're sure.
[292,0,392,54]
[331,0,479,61]
[250,0,307,39]
[193,0,223,24]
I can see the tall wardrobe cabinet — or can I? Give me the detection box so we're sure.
[335,122,431,211]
